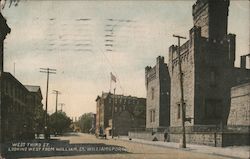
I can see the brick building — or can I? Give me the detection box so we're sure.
[0,12,11,145]
[95,92,146,136]
[145,56,170,129]
[0,13,11,72]
[24,85,44,136]
[168,0,250,127]
[1,73,42,141]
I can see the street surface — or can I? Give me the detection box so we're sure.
[22,133,235,159]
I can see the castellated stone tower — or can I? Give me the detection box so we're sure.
[192,0,230,40]
[168,0,244,127]
[145,56,171,129]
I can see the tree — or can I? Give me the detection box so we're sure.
[77,113,94,133]
[48,112,72,135]
[127,104,146,119]
[33,105,45,136]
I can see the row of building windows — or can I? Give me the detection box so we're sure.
[108,97,140,105]
[7,104,26,114]
[108,105,126,112]
[3,80,27,102]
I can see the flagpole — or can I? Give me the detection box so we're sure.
[111,88,116,138]
[110,74,112,92]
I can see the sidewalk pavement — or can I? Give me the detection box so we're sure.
[117,136,250,159]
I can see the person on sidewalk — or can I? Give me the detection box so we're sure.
[164,129,169,142]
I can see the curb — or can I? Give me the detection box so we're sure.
[118,137,249,159]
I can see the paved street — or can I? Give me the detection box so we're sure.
[21,133,236,159]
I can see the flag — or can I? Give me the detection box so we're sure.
[110,72,116,83]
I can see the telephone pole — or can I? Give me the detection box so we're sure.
[59,103,65,112]
[173,34,187,148]
[40,67,56,139]
[52,90,61,113]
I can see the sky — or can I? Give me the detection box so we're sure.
[1,0,249,119]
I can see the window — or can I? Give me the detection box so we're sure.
[151,88,155,100]
[177,104,181,119]
[150,109,155,123]
[210,68,217,86]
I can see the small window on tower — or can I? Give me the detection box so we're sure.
[150,109,155,123]
[177,104,181,119]
[210,70,216,86]
[151,88,155,100]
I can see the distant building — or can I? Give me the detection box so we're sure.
[1,72,43,141]
[95,92,146,136]
[228,81,250,126]
[91,113,96,130]
[24,85,44,136]
[145,56,170,129]
[168,0,250,127]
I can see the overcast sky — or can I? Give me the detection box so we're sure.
[2,0,249,119]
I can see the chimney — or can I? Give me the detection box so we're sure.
[240,55,246,68]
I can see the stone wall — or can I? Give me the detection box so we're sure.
[170,132,223,147]
[129,130,250,147]
[222,133,250,146]
[129,131,165,141]
[228,82,250,125]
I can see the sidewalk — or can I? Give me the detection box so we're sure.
[118,136,250,159]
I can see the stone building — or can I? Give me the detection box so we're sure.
[145,56,170,129]
[168,0,250,127]
[95,92,146,136]
[228,81,250,126]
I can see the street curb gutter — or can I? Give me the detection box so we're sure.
[117,137,249,159]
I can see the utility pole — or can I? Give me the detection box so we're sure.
[40,68,56,139]
[111,88,116,138]
[59,103,65,112]
[173,34,187,148]
[52,90,61,113]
